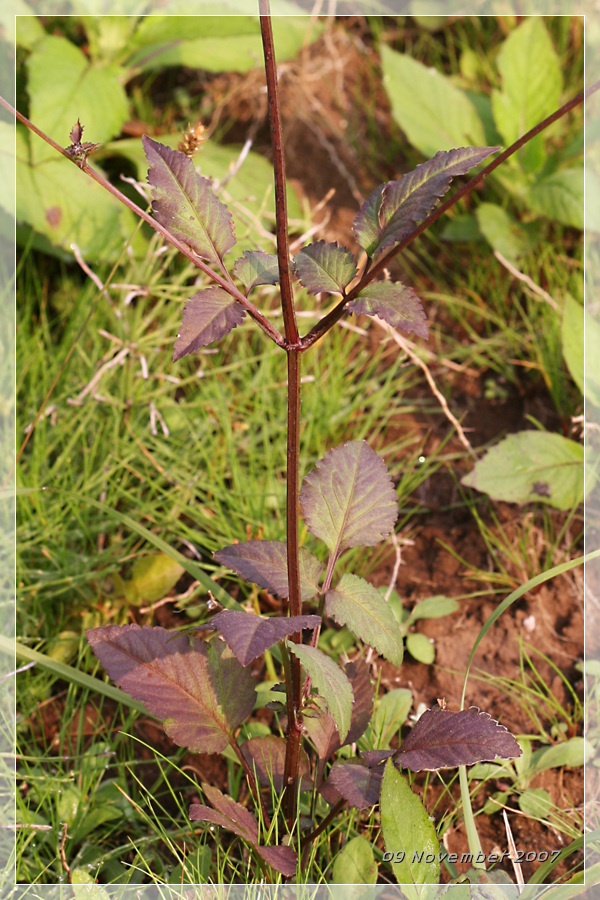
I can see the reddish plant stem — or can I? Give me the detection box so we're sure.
[300,82,597,351]
[259,2,299,349]
[259,1,304,824]
[0,93,284,349]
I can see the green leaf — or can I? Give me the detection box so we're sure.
[406,633,435,665]
[143,135,236,264]
[518,788,552,820]
[299,441,398,558]
[232,250,280,293]
[561,294,585,398]
[491,18,562,172]
[528,169,585,230]
[368,688,413,750]
[124,553,185,606]
[331,836,378,886]
[529,737,594,774]
[380,760,440,886]
[13,4,46,48]
[27,35,129,165]
[461,430,592,510]
[475,202,531,264]
[287,642,353,742]
[348,281,428,340]
[173,287,246,360]
[293,241,357,295]
[325,573,403,667]
[380,45,486,157]
[408,596,459,622]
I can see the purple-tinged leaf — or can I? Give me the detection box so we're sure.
[208,609,321,667]
[232,250,280,294]
[303,659,375,769]
[325,574,403,667]
[394,705,523,772]
[347,281,429,340]
[353,146,500,257]
[293,241,358,295]
[214,540,323,602]
[190,784,297,877]
[326,759,383,809]
[143,135,235,263]
[288,643,353,742]
[299,441,398,558]
[241,735,312,791]
[86,625,255,754]
[361,749,394,767]
[173,287,245,360]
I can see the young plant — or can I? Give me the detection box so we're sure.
[8,8,594,887]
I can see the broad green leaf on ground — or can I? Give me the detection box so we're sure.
[190,784,297,877]
[143,136,235,263]
[232,250,280,293]
[9,122,140,262]
[407,596,459,622]
[207,609,320,666]
[529,737,593,774]
[405,633,435,665]
[123,553,185,606]
[293,241,357,294]
[461,430,591,510]
[86,625,255,753]
[331,835,378,886]
[353,147,498,258]
[491,18,562,172]
[367,688,413,750]
[380,760,440,886]
[380,45,486,158]
[27,35,129,165]
[214,540,323,601]
[288,642,353,742]
[348,281,428,339]
[528,169,585,230]
[241,735,311,790]
[394,706,522,772]
[327,760,383,810]
[562,294,600,407]
[299,441,398,557]
[475,202,531,263]
[325,573,403,667]
[303,659,374,762]
[125,15,322,74]
[173,288,245,360]
[519,788,552,819]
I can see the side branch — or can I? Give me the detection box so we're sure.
[1,94,285,348]
[300,83,597,351]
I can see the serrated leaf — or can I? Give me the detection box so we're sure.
[348,281,428,340]
[380,45,487,158]
[143,135,235,263]
[214,540,323,602]
[394,705,522,772]
[232,250,280,293]
[303,659,374,765]
[287,643,353,742]
[124,553,185,606]
[528,169,585,230]
[86,625,255,753]
[461,430,591,511]
[380,760,440,886]
[207,609,320,667]
[241,735,311,791]
[293,241,357,295]
[325,573,403,667]
[353,147,499,257]
[173,287,246,360]
[299,441,398,558]
[331,835,378,886]
[327,759,383,810]
[190,783,297,877]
